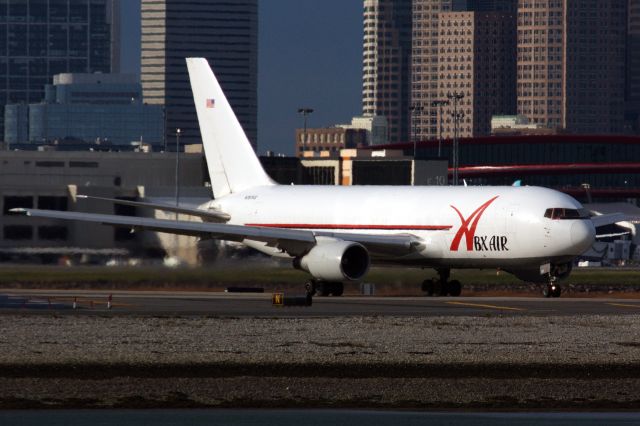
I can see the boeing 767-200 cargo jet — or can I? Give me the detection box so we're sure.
[15,58,629,298]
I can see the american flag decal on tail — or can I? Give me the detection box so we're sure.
[206,98,215,108]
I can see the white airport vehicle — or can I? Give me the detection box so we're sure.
[14,58,626,298]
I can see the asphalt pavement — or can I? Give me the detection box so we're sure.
[2,289,640,317]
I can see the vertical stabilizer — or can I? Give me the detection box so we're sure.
[186,58,274,199]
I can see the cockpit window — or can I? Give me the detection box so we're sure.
[544,208,590,220]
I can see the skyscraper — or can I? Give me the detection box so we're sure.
[628,0,640,133]
[0,0,117,139]
[411,0,464,141]
[362,0,412,143]
[517,0,627,134]
[437,11,516,138]
[364,0,519,143]
[109,0,120,73]
[141,0,258,148]
[466,0,516,12]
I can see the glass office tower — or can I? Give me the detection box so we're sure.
[0,0,118,139]
[141,0,258,148]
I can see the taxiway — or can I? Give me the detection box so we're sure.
[1,289,640,317]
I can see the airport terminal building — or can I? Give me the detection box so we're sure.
[0,150,208,264]
[369,134,640,203]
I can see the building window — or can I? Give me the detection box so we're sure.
[4,196,32,215]
[4,226,33,240]
[35,161,65,168]
[69,161,99,168]
[114,198,136,241]
[38,226,68,241]
[38,196,67,211]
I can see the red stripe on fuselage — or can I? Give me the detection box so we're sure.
[245,223,452,231]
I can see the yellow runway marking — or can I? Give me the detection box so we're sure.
[608,303,640,309]
[445,301,526,312]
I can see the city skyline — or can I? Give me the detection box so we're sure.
[140,0,259,148]
[120,0,363,155]
[0,0,117,142]
[107,1,640,154]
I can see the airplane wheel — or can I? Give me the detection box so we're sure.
[316,282,331,297]
[305,280,317,296]
[421,279,435,296]
[316,282,344,297]
[433,280,443,297]
[331,283,344,297]
[543,283,562,298]
[439,281,450,297]
[448,280,462,297]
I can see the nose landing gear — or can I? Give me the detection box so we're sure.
[543,281,562,298]
[542,263,570,298]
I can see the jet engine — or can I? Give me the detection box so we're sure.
[295,240,370,282]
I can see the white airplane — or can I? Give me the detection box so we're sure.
[13,58,625,298]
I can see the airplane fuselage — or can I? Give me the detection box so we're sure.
[205,185,596,271]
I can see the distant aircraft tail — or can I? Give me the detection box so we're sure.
[186,58,275,199]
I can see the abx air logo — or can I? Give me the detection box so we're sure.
[450,196,507,252]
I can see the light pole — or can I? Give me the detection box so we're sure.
[162,106,167,153]
[452,111,465,186]
[175,128,181,215]
[297,107,314,156]
[410,103,423,158]
[447,91,465,186]
[432,99,450,157]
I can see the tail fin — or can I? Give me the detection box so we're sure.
[186,58,275,199]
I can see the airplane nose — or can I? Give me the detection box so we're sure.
[570,220,596,254]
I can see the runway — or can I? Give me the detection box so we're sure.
[2,289,640,410]
[2,289,640,317]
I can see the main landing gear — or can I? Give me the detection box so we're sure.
[305,280,344,297]
[421,268,462,297]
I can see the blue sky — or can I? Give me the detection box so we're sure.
[120,1,363,155]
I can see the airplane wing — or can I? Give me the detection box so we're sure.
[76,195,230,223]
[595,231,631,239]
[11,209,421,258]
[590,212,632,228]
[312,231,425,256]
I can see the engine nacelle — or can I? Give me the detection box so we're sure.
[295,240,370,282]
